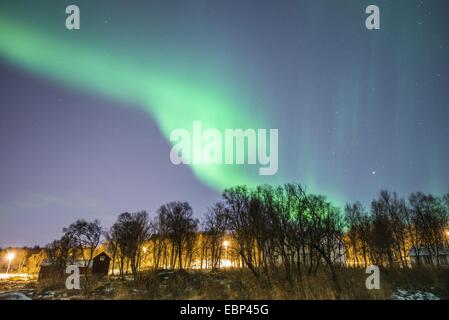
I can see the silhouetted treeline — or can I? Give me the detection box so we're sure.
[345,190,449,268]
[42,184,449,294]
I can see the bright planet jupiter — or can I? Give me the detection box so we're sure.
[0,0,448,246]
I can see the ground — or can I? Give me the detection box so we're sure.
[0,268,448,300]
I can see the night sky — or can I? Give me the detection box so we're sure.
[1,0,448,246]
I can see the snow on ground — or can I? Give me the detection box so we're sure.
[0,291,32,300]
[391,289,440,300]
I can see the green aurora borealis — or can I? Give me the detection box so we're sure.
[0,5,282,197]
[1,0,449,220]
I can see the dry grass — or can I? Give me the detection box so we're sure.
[108,267,449,300]
[18,267,448,300]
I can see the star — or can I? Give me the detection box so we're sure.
[371,171,376,175]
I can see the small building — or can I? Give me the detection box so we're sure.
[409,247,449,267]
[91,252,111,276]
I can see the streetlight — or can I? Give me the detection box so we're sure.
[6,252,15,274]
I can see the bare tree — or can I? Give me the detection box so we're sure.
[223,186,260,277]
[157,202,198,270]
[203,202,228,270]
[109,211,150,279]
[409,192,449,267]
[149,215,169,270]
[45,235,74,271]
[63,219,102,277]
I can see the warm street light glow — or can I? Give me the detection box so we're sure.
[0,273,31,280]
[5,252,15,274]
[446,230,449,236]
[142,247,147,253]
[223,240,229,248]
[6,252,15,261]
[221,259,232,268]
